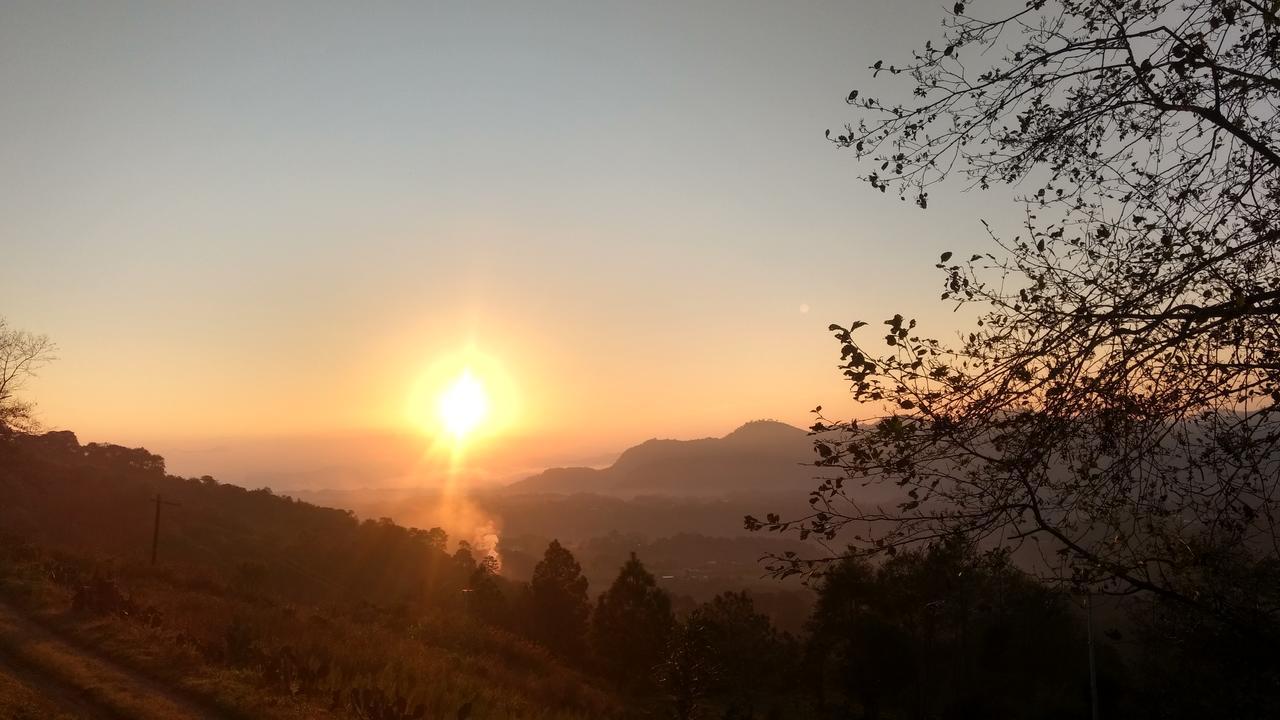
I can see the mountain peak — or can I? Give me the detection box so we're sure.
[507,420,819,496]
[723,419,807,441]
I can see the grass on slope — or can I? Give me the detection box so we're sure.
[0,538,623,720]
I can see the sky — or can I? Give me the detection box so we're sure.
[0,1,1014,484]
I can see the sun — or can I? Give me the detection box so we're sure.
[405,347,518,448]
[438,369,489,440]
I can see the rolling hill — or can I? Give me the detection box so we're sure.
[505,420,831,496]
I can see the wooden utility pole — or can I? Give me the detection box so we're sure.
[1087,589,1100,720]
[150,494,179,565]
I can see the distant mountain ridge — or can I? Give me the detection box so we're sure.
[506,420,827,496]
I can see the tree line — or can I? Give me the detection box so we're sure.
[490,531,1116,719]
[3,423,1134,718]
[750,1,1280,715]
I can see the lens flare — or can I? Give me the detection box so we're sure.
[438,369,489,440]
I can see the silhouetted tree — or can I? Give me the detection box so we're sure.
[1128,540,1280,719]
[808,538,1098,719]
[657,616,715,720]
[805,557,907,720]
[410,526,448,553]
[452,541,477,575]
[526,539,590,660]
[467,555,507,627]
[591,552,674,692]
[0,318,55,433]
[752,0,1280,644]
[679,591,793,718]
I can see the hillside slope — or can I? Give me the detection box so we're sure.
[0,429,622,719]
[507,420,829,496]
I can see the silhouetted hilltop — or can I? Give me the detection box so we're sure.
[506,420,825,496]
[721,419,809,444]
[0,429,469,605]
[0,428,625,717]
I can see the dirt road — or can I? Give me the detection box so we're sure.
[0,601,231,719]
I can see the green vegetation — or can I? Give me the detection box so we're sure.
[590,553,675,693]
[4,416,1265,717]
[0,425,1137,719]
[751,1,1280,715]
[0,428,619,719]
[524,540,590,661]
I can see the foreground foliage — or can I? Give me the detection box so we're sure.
[22,417,1268,718]
[751,1,1280,703]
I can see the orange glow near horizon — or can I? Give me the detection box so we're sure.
[3,1,983,461]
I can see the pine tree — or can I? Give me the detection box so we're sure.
[467,554,507,626]
[591,552,674,691]
[527,539,590,659]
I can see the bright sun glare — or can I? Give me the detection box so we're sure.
[438,369,489,440]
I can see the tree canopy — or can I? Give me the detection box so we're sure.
[807,539,1102,719]
[751,0,1280,641]
[526,539,591,660]
[0,318,55,433]
[590,552,674,691]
